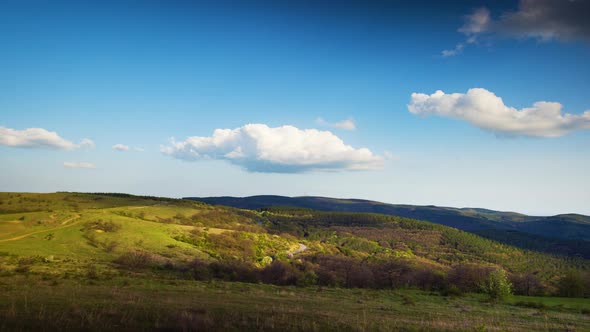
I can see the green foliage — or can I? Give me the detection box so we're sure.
[559,270,586,297]
[1,192,589,299]
[82,219,121,233]
[480,268,513,301]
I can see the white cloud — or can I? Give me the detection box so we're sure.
[408,88,590,137]
[459,7,491,35]
[441,43,464,57]
[316,117,356,130]
[442,8,490,57]
[63,162,96,169]
[161,124,383,173]
[0,126,94,150]
[112,144,130,151]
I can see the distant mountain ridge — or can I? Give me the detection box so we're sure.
[185,195,590,258]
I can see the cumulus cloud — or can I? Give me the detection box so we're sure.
[408,88,590,137]
[112,144,130,151]
[0,126,94,150]
[443,1,590,56]
[316,117,356,130]
[161,124,383,173]
[63,162,96,169]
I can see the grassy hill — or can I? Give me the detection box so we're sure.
[1,192,589,331]
[187,195,590,258]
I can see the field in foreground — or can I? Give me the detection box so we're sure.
[0,192,589,331]
[0,276,589,331]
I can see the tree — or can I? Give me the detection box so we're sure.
[558,270,585,298]
[510,272,544,296]
[480,268,512,301]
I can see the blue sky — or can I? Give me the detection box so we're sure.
[1,0,589,215]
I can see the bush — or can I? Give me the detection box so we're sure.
[188,259,212,281]
[114,250,161,269]
[448,264,495,293]
[480,268,512,301]
[297,271,318,287]
[514,301,547,309]
[441,284,463,297]
[83,220,121,233]
[510,272,545,296]
[260,261,300,285]
[558,270,586,298]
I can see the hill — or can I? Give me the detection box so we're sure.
[1,192,589,330]
[187,195,590,258]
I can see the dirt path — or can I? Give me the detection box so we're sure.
[293,243,308,254]
[127,206,149,210]
[288,243,308,256]
[0,214,81,243]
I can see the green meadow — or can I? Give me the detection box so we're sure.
[0,192,588,331]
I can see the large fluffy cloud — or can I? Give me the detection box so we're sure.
[161,124,383,173]
[408,88,590,137]
[0,126,94,150]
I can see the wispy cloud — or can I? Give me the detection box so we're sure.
[496,0,590,41]
[316,117,356,130]
[443,1,590,56]
[441,8,489,57]
[113,143,145,152]
[63,162,96,169]
[408,88,590,137]
[0,126,94,150]
[112,144,130,151]
[161,123,383,173]
[441,43,464,57]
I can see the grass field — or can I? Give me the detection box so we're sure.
[0,276,589,331]
[0,192,589,331]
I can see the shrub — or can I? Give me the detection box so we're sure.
[83,220,121,233]
[510,272,545,296]
[558,270,586,298]
[102,240,119,253]
[86,265,100,280]
[441,284,463,297]
[297,271,318,287]
[188,259,212,281]
[480,268,512,301]
[260,261,300,285]
[114,250,161,269]
[514,301,547,309]
[448,263,495,293]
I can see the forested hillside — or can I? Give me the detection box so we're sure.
[1,192,590,330]
[0,192,587,297]
[188,195,590,258]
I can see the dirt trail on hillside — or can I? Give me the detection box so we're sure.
[127,206,149,210]
[288,243,308,257]
[0,214,81,243]
[293,243,308,254]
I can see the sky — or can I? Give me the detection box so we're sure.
[1,0,589,215]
